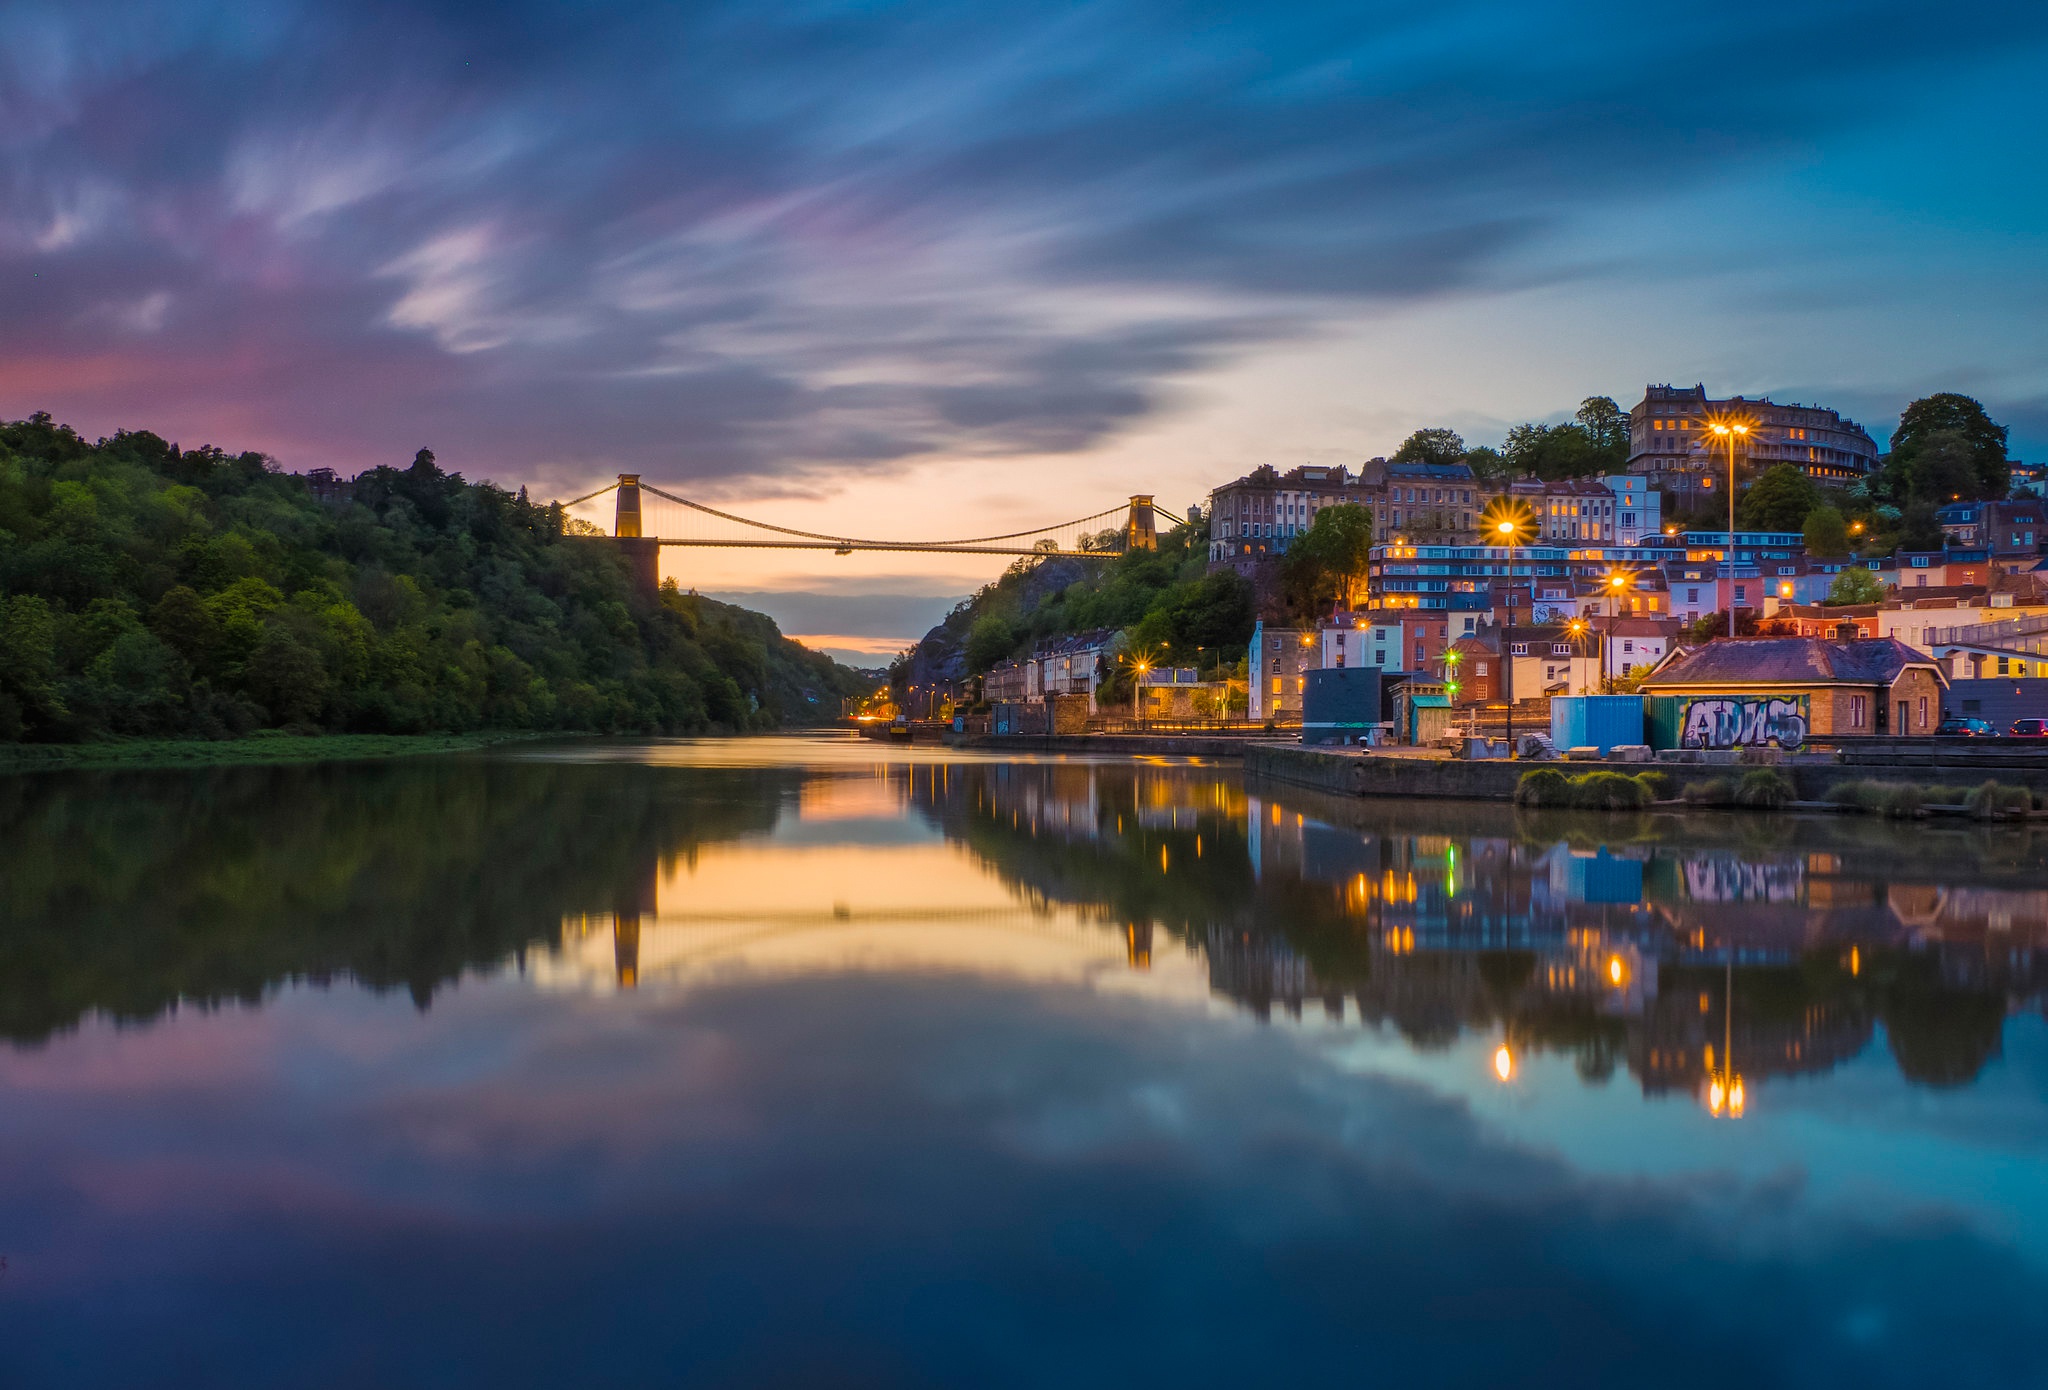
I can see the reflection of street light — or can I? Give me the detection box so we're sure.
[1708,418,1753,639]
[1493,1043,1514,1082]
[1704,957,1746,1119]
[1606,954,1626,987]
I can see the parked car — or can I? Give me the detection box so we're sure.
[2011,718,2048,737]
[1937,716,1994,737]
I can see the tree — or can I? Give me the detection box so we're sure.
[1886,393,2008,501]
[1574,396,1631,468]
[1281,503,1374,617]
[1463,445,1509,483]
[1503,421,1598,480]
[1902,429,1982,503]
[964,613,1018,673]
[1802,505,1850,558]
[1391,428,1466,467]
[1898,499,1945,552]
[1737,463,1822,531]
[1826,566,1888,606]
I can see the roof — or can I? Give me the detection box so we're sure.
[1642,637,1940,689]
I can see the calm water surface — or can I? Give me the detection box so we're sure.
[2,734,2046,1386]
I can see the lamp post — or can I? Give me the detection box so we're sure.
[1709,420,1750,640]
[1490,510,1529,752]
[1603,570,1630,690]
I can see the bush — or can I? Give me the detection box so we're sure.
[1682,778,1733,807]
[1514,768,1572,808]
[1966,780,2034,819]
[1569,771,1651,810]
[1880,784,1925,817]
[1734,768,1795,809]
[1635,770,1673,801]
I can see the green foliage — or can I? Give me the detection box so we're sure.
[1734,768,1795,809]
[1828,780,1933,817]
[1802,504,1850,558]
[1681,778,1733,806]
[1512,768,1571,807]
[1498,399,1629,482]
[1884,393,2009,501]
[1514,767,1657,809]
[1463,445,1510,482]
[1965,780,2034,818]
[1573,396,1631,459]
[1826,566,1888,606]
[0,413,867,742]
[1898,499,1946,551]
[928,515,1254,679]
[1281,503,1374,618]
[1738,463,1822,532]
[964,613,1019,673]
[1391,428,1467,467]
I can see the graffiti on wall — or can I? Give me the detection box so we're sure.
[1679,695,1809,750]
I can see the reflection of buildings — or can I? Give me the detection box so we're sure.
[546,755,2047,1099]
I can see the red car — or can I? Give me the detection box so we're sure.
[2011,718,2048,737]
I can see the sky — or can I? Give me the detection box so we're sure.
[5,0,2047,662]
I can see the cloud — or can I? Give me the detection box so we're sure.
[2,0,2045,485]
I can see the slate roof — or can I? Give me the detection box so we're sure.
[1641,637,1938,689]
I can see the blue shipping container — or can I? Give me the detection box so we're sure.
[1550,695,1645,754]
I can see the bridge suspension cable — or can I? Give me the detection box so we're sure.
[551,474,1192,559]
[637,483,1129,549]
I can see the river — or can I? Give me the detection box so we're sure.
[1,734,2044,1386]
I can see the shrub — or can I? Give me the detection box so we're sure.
[1569,771,1651,810]
[1879,783,1923,818]
[1734,768,1795,809]
[1967,780,2034,819]
[1634,770,1673,801]
[1682,778,1733,807]
[1515,768,1571,808]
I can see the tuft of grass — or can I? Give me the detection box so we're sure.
[1682,777,1734,807]
[1734,768,1795,809]
[1517,768,1659,810]
[1514,768,1572,808]
[1966,780,2034,819]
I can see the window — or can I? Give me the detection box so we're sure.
[1271,679,1282,694]
[1918,695,1928,728]
[1734,585,1746,601]
[1552,643,1571,655]
[1849,694,1867,728]
[1509,642,1528,655]
[1911,555,1929,567]
[1476,661,1489,675]
[1622,640,1634,653]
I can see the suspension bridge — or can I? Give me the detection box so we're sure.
[555,474,1186,590]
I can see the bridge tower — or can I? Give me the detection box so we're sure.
[1122,494,1157,552]
[613,473,662,595]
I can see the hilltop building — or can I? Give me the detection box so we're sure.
[1626,384,1878,509]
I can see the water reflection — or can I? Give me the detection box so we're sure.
[6,750,2042,1106]
[4,742,2048,1386]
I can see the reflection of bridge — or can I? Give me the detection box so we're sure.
[561,474,1185,589]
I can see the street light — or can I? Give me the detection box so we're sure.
[1602,569,1632,689]
[1483,501,1534,753]
[1708,418,1753,640]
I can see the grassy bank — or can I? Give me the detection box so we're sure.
[0,730,556,774]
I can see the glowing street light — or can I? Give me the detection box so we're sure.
[1707,418,1753,639]
[1483,500,1534,753]
[1602,569,1633,689]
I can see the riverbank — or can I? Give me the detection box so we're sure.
[1246,743,2048,807]
[946,731,1281,758]
[0,731,558,774]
